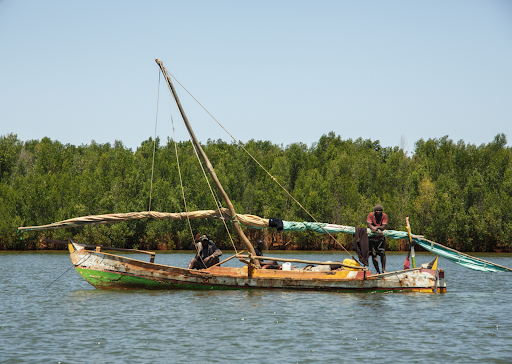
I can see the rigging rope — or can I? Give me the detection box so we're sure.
[148,70,160,211]
[165,86,206,268]
[165,71,355,261]
[159,68,239,254]
[167,82,237,267]
[44,253,92,290]
[154,64,239,254]
[183,114,239,254]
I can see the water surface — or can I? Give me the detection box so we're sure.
[1,251,511,363]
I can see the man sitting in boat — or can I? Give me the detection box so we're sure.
[188,234,222,269]
[254,239,280,269]
[367,204,388,274]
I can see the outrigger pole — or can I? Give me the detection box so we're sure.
[155,59,260,268]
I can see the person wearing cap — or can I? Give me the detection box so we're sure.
[188,234,222,270]
[367,204,388,273]
[254,239,265,257]
[254,238,280,269]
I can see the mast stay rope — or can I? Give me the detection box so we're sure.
[163,69,356,261]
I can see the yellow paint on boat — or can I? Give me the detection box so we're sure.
[431,257,438,270]
[343,259,361,271]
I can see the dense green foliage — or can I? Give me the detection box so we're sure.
[1,132,511,251]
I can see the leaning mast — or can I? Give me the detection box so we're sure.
[155,59,260,267]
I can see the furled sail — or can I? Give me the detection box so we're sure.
[17,208,269,232]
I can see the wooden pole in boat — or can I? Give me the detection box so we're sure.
[210,250,246,267]
[155,59,260,268]
[406,217,416,269]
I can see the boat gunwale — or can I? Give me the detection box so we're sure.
[71,247,440,284]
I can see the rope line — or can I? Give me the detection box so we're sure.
[186,129,239,253]
[148,70,160,211]
[157,64,239,255]
[44,253,92,290]
[165,85,206,268]
[165,71,354,260]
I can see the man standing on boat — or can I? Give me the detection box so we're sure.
[188,234,222,269]
[367,204,388,274]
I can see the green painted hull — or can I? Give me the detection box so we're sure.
[76,267,239,290]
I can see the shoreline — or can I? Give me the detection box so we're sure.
[2,247,511,254]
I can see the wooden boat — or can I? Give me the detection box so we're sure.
[28,58,442,293]
[67,240,446,292]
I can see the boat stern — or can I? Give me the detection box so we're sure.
[436,269,447,293]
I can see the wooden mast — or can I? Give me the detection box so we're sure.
[155,59,260,267]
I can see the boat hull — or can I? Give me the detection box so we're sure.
[69,243,446,293]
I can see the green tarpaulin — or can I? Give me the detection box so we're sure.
[281,220,512,273]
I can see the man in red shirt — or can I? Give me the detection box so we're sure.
[367,204,388,273]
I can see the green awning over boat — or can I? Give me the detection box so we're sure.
[281,220,512,273]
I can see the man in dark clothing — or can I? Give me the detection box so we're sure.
[254,239,264,256]
[188,234,222,270]
[254,239,279,269]
[367,204,388,274]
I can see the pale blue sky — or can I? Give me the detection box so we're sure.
[1,0,511,153]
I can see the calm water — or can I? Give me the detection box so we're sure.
[1,250,512,363]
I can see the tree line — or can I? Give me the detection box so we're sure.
[1,132,511,252]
